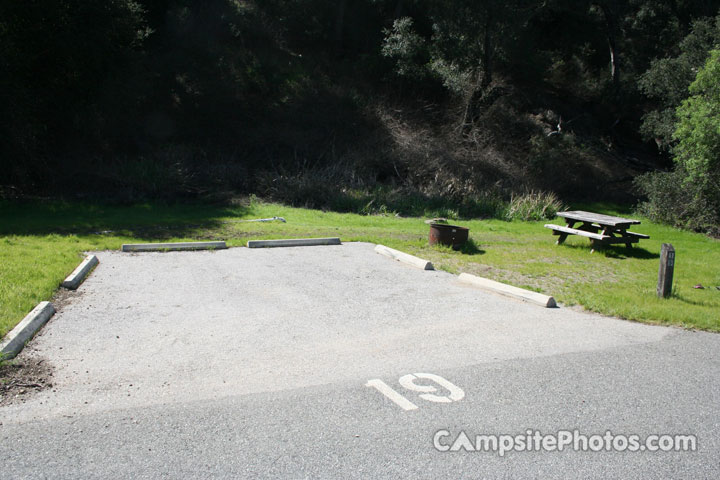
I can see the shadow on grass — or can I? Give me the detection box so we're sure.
[430,238,486,255]
[459,238,485,255]
[555,242,658,260]
[670,292,718,307]
[602,246,659,260]
[0,199,252,239]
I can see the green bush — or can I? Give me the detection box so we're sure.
[638,15,720,149]
[674,49,720,182]
[634,49,720,237]
[634,168,719,235]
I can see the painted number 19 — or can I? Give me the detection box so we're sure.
[366,373,465,411]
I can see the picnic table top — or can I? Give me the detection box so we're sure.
[557,210,641,228]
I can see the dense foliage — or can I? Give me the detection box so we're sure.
[675,49,720,181]
[636,46,720,235]
[639,14,720,150]
[1,0,718,231]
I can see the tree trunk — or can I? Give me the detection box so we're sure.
[607,36,618,84]
[598,2,620,89]
[462,87,480,128]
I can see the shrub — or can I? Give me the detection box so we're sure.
[635,49,720,236]
[634,168,719,235]
[253,164,510,219]
[673,49,720,183]
[506,191,566,221]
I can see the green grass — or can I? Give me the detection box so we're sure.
[1,198,719,338]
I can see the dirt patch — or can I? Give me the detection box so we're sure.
[51,285,80,310]
[0,357,54,407]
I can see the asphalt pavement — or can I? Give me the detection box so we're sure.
[1,243,718,478]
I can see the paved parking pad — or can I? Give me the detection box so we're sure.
[1,242,719,478]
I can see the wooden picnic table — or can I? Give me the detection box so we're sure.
[544,210,649,253]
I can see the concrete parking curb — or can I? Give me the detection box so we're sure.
[458,273,556,308]
[0,302,55,360]
[122,241,227,252]
[374,245,434,270]
[61,255,99,290]
[247,238,341,248]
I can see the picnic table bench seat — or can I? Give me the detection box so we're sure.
[623,231,650,239]
[543,224,610,241]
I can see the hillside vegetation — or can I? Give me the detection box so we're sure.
[2,1,719,231]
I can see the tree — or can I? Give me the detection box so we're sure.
[673,49,720,185]
[639,14,720,150]
[637,48,720,235]
[382,0,542,126]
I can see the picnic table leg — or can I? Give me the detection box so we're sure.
[590,225,614,253]
[602,226,634,249]
[617,228,633,248]
[556,221,576,245]
[590,239,610,254]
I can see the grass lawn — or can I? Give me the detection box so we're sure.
[1,198,719,339]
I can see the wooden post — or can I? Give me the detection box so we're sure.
[657,243,675,298]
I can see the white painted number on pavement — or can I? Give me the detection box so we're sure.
[365,378,419,411]
[366,374,464,411]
